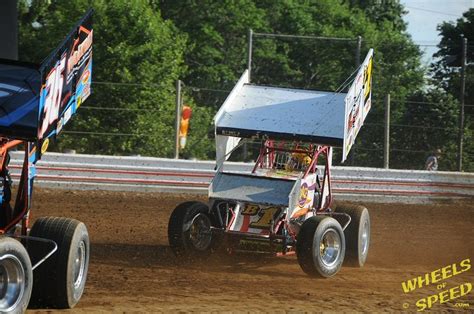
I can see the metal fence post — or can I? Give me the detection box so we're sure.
[248,29,253,83]
[174,80,182,159]
[384,94,391,169]
[457,37,467,172]
[355,35,362,68]
[349,36,362,166]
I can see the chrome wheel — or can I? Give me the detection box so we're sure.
[189,214,212,251]
[73,241,86,289]
[0,254,25,312]
[319,228,342,268]
[361,220,369,256]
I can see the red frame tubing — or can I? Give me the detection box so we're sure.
[0,140,30,235]
[250,143,334,215]
[320,148,333,211]
[253,140,325,174]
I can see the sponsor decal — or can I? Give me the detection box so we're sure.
[39,54,67,139]
[240,204,281,229]
[66,28,93,83]
[41,138,49,154]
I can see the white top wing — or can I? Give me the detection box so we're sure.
[214,49,373,164]
[215,79,346,146]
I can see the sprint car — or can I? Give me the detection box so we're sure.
[169,49,373,278]
[0,10,93,312]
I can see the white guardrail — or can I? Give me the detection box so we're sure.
[7,152,474,204]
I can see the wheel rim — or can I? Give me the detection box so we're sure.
[0,254,25,312]
[189,214,212,251]
[361,220,369,256]
[318,228,341,267]
[73,241,87,289]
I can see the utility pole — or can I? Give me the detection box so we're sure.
[174,80,182,159]
[248,29,253,82]
[457,37,467,172]
[243,29,254,161]
[355,35,362,68]
[350,35,362,166]
[384,94,391,169]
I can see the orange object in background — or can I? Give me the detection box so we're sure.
[179,105,192,149]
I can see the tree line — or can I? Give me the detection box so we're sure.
[17,0,473,171]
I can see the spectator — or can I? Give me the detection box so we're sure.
[425,149,441,171]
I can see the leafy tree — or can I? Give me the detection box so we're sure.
[251,0,363,90]
[160,0,269,107]
[16,0,432,166]
[432,8,473,96]
[391,90,461,170]
[161,0,426,166]
[18,0,188,157]
[429,8,474,171]
[258,1,425,167]
[346,0,407,32]
[162,0,425,96]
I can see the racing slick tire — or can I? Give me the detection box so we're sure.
[28,217,89,309]
[168,201,213,259]
[296,216,345,278]
[335,203,371,267]
[0,237,33,313]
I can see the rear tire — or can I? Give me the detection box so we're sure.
[296,216,345,277]
[0,237,32,313]
[335,204,370,267]
[168,201,213,259]
[28,217,89,309]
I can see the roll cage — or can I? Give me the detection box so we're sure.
[251,140,333,210]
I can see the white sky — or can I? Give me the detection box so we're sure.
[400,0,473,65]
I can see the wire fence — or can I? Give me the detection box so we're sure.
[51,79,473,173]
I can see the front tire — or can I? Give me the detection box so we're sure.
[0,237,33,313]
[296,216,345,278]
[168,201,213,259]
[28,217,90,309]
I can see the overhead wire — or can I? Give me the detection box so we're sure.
[404,6,463,18]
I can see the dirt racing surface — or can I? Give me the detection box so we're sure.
[27,189,473,313]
